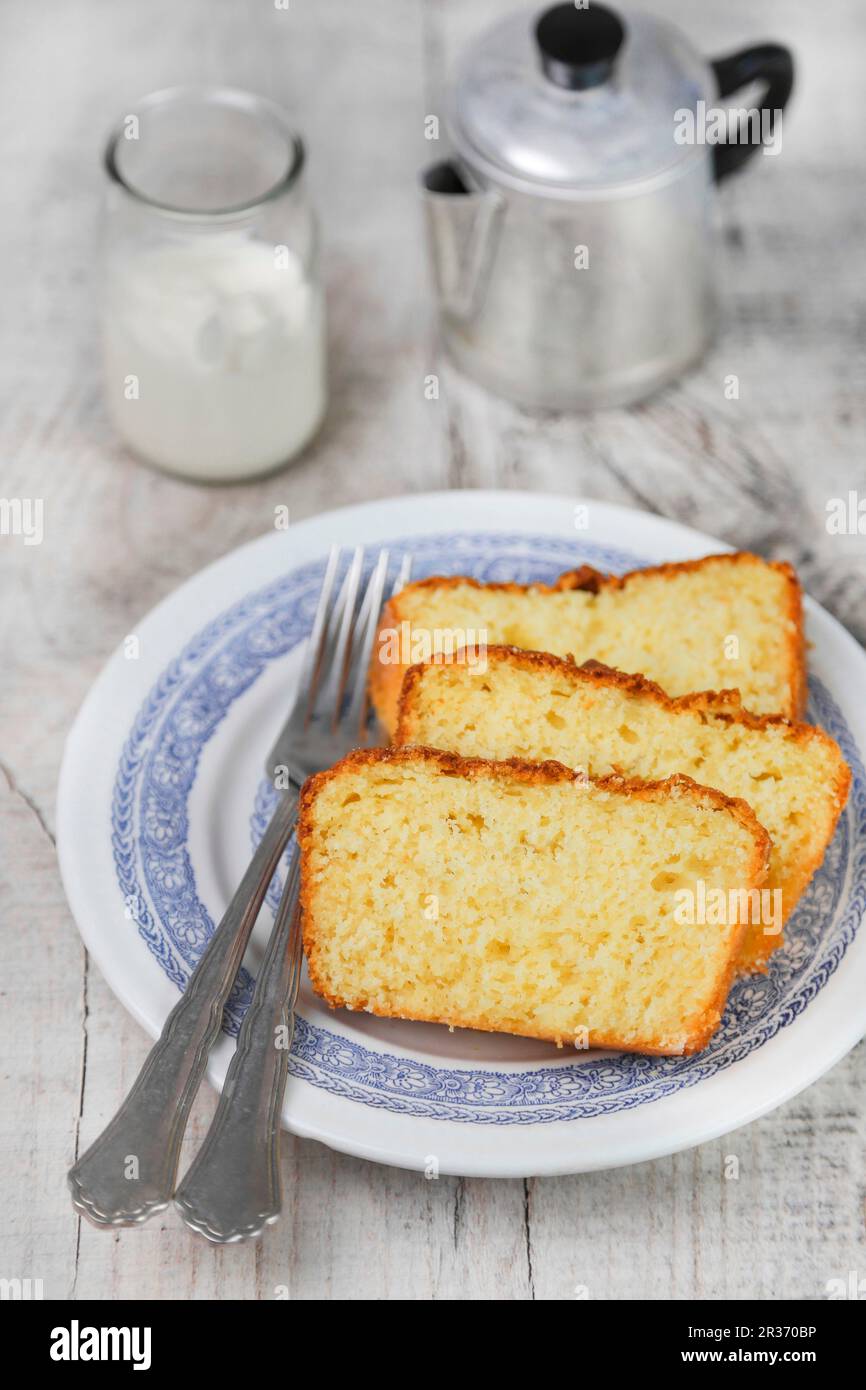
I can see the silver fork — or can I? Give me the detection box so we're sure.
[173,547,410,1242]
[68,546,409,1230]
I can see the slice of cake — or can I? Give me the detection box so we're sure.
[298,747,771,1055]
[370,552,805,736]
[396,648,850,974]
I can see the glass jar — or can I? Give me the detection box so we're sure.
[102,87,326,483]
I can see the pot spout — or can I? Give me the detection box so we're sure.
[421,160,504,323]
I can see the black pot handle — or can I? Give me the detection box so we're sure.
[710,44,795,181]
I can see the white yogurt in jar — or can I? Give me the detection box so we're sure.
[103,237,326,481]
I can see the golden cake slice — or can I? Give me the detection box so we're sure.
[396,648,850,974]
[298,747,771,1055]
[370,552,805,736]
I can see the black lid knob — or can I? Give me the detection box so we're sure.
[535,3,625,91]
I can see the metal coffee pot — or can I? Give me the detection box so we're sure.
[422,3,794,409]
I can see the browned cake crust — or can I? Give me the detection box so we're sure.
[395,647,851,975]
[298,746,772,1055]
[370,551,807,735]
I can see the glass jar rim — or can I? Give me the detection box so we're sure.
[104,85,305,221]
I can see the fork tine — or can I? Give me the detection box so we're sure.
[329,546,366,724]
[344,549,390,733]
[267,547,340,772]
[390,554,412,598]
[349,549,389,662]
[295,546,340,704]
[311,546,364,726]
[301,546,361,723]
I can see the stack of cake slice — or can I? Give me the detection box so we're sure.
[297,552,850,1056]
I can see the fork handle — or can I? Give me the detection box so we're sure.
[68,789,299,1227]
[174,849,302,1242]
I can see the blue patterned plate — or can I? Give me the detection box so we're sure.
[57,492,866,1176]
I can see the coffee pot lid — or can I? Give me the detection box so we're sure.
[449,3,712,195]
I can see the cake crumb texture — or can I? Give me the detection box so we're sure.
[299,747,771,1054]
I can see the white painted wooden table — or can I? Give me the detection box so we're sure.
[1,0,865,1300]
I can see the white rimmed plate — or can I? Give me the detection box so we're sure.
[57,491,866,1177]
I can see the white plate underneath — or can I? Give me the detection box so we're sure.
[57,491,866,1177]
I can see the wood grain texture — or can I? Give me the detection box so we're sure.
[0,0,864,1301]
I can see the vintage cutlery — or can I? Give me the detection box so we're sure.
[69,546,407,1228]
